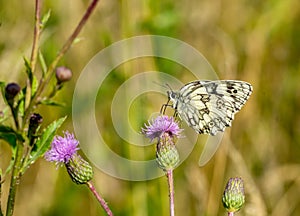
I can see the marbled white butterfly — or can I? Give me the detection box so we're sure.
[164,80,253,135]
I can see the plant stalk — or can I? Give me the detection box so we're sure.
[167,169,175,216]
[5,143,24,216]
[30,0,42,74]
[86,181,114,216]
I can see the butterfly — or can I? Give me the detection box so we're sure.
[163,80,253,135]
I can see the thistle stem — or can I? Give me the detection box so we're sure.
[167,169,175,216]
[86,181,114,216]
[30,0,41,73]
[5,143,24,216]
[228,212,234,216]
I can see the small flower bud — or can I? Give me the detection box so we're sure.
[5,83,21,104]
[65,154,94,184]
[156,132,180,171]
[28,113,43,146]
[55,66,72,84]
[29,113,43,131]
[222,177,245,213]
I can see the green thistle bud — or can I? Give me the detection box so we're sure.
[222,177,245,213]
[65,154,94,184]
[156,132,180,171]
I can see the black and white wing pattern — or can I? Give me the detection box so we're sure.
[167,80,253,135]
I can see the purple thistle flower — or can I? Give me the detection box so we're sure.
[142,115,183,141]
[45,131,80,166]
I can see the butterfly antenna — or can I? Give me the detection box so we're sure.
[152,82,174,115]
[165,83,173,91]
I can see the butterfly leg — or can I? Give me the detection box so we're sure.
[160,98,171,114]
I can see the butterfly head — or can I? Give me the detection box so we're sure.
[167,90,174,100]
[167,90,180,106]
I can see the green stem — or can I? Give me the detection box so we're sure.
[5,143,24,216]
[24,0,42,113]
[30,0,41,74]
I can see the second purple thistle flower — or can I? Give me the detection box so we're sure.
[142,115,183,141]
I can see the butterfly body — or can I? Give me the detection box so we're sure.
[167,80,253,135]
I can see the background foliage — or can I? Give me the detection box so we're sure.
[1,0,300,215]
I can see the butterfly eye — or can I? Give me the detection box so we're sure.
[167,91,176,100]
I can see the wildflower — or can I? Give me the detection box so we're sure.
[222,177,245,214]
[142,115,182,141]
[45,131,93,184]
[45,131,79,166]
[142,115,182,171]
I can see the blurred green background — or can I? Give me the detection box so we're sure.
[1,0,300,215]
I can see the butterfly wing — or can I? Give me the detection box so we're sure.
[174,80,253,135]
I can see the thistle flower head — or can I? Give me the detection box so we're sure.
[222,177,245,213]
[44,131,79,166]
[142,115,182,141]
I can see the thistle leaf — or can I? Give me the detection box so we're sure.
[22,116,67,171]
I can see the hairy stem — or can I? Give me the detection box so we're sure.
[86,182,114,216]
[167,170,175,216]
